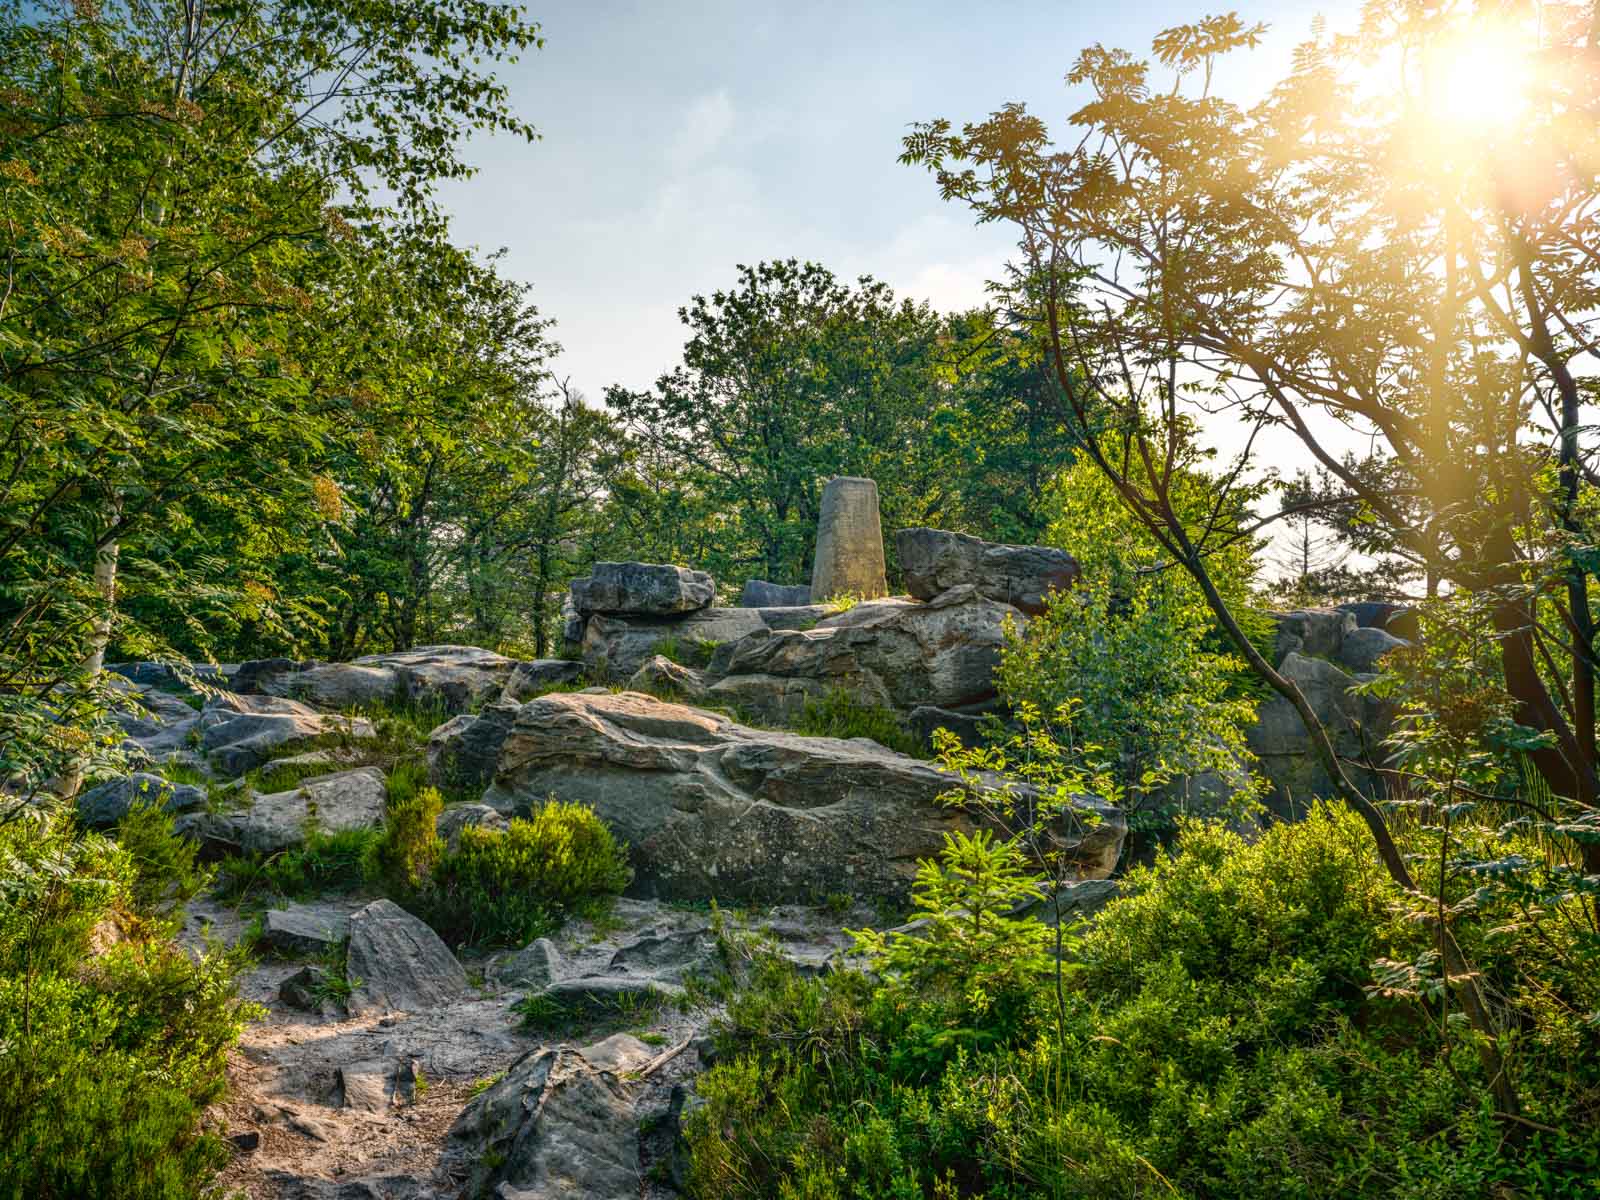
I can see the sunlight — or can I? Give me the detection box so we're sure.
[1417,19,1536,141]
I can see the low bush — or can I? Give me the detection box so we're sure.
[213,825,385,903]
[370,780,443,891]
[796,687,924,757]
[417,800,631,948]
[0,812,256,1199]
[684,806,1600,1199]
[114,801,212,927]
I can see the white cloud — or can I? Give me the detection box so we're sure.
[667,90,735,170]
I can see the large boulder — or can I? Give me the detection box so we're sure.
[737,579,813,608]
[345,898,467,1016]
[197,693,374,776]
[234,645,520,714]
[78,772,208,828]
[427,700,520,794]
[704,589,1020,718]
[182,767,386,856]
[578,605,839,682]
[1341,625,1408,674]
[1246,652,1393,814]
[895,527,1079,616]
[1271,608,1357,665]
[570,562,715,616]
[448,1034,657,1200]
[261,903,353,956]
[481,690,1123,903]
[111,684,203,761]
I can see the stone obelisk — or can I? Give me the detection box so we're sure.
[810,476,888,603]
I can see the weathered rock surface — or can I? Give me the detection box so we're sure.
[78,772,207,828]
[1341,625,1408,674]
[907,704,992,749]
[494,936,565,989]
[434,802,508,848]
[277,964,335,1011]
[262,904,352,956]
[198,692,374,776]
[235,645,520,714]
[111,683,204,761]
[345,899,467,1017]
[738,579,813,608]
[1272,607,1358,665]
[1247,651,1393,813]
[571,561,715,616]
[704,590,1020,718]
[895,527,1079,616]
[427,700,519,794]
[449,1033,658,1200]
[482,690,1123,902]
[810,476,888,602]
[627,654,708,699]
[501,657,586,702]
[182,767,386,856]
[579,604,833,681]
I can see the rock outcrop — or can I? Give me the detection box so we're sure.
[480,690,1123,902]
[234,645,520,714]
[501,657,585,702]
[895,527,1079,616]
[579,603,832,680]
[570,561,715,616]
[198,692,374,776]
[427,700,520,794]
[704,589,1019,720]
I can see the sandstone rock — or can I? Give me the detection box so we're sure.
[1341,625,1408,674]
[571,561,715,616]
[1247,652,1392,814]
[346,898,467,1016]
[810,476,887,602]
[704,672,824,723]
[336,1050,417,1113]
[235,645,520,714]
[1336,601,1406,630]
[502,657,586,702]
[112,686,202,760]
[262,904,351,956]
[427,701,518,794]
[185,767,386,856]
[561,592,586,647]
[738,579,813,607]
[449,1034,657,1200]
[77,772,207,828]
[198,693,374,776]
[580,605,838,681]
[705,592,1020,715]
[1271,608,1356,666]
[627,655,708,700]
[895,527,1079,616]
[482,691,1123,903]
[908,705,991,749]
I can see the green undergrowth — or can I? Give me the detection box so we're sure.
[684,806,1600,1199]
[0,809,258,1199]
[795,687,925,757]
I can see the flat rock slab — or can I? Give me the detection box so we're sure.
[263,904,352,956]
[199,692,374,776]
[346,899,467,1016]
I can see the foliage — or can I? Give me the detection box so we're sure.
[994,460,1267,839]
[213,827,385,905]
[113,801,211,927]
[795,688,924,757]
[0,812,256,1199]
[372,783,444,893]
[419,801,631,948]
[686,808,1600,1199]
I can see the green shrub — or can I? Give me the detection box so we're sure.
[114,801,212,926]
[0,814,256,1200]
[684,808,1600,1199]
[422,800,631,948]
[796,688,923,757]
[371,780,443,891]
[213,825,384,903]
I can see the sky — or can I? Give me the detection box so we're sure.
[437,0,1354,407]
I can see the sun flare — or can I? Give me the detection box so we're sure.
[1419,22,1536,138]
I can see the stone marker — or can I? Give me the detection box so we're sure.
[809,476,887,603]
